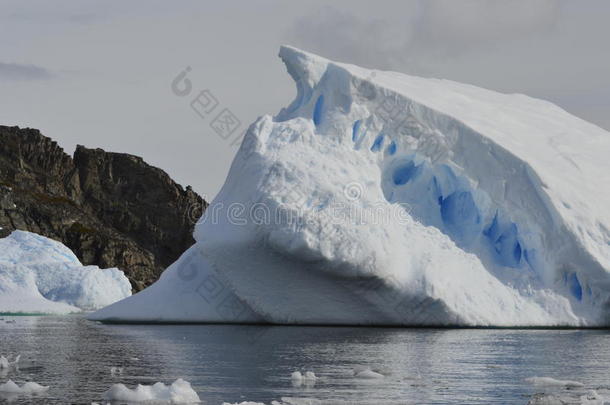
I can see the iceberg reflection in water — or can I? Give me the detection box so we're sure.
[1,316,610,404]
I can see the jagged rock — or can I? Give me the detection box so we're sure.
[0,185,15,210]
[0,125,207,290]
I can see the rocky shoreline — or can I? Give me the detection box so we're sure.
[0,125,207,290]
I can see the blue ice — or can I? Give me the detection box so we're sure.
[371,134,385,152]
[484,214,522,268]
[429,176,443,205]
[568,273,583,301]
[393,161,420,185]
[440,191,481,243]
[313,95,324,127]
[387,141,397,155]
[352,120,362,142]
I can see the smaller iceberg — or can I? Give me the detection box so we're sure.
[0,380,48,394]
[0,354,20,370]
[0,230,131,314]
[525,376,585,388]
[352,366,384,380]
[291,371,317,387]
[102,379,200,403]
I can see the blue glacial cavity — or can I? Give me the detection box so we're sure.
[383,154,535,274]
[567,273,583,301]
[371,134,385,152]
[440,191,482,244]
[313,94,324,127]
[484,214,522,268]
[352,120,362,142]
[430,176,443,205]
[393,161,420,185]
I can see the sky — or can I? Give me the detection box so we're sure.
[1,0,609,199]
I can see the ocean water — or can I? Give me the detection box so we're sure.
[1,315,609,404]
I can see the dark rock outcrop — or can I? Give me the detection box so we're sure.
[0,125,207,290]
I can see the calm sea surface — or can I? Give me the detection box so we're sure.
[1,315,609,404]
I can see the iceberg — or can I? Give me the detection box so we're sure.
[0,355,20,370]
[0,380,48,394]
[91,46,610,326]
[0,230,131,314]
[102,379,200,403]
[525,376,585,388]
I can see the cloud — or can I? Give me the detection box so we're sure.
[0,62,54,81]
[412,0,559,56]
[287,5,416,70]
[287,0,559,69]
[285,0,610,132]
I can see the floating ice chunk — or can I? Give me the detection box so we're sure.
[102,378,200,403]
[223,402,266,405]
[525,376,584,388]
[290,371,317,387]
[0,354,20,369]
[528,390,609,405]
[353,367,384,379]
[224,399,321,405]
[527,393,566,405]
[0,380,48,393]
[303,372,317,381]
[579,390,607,405]
[291,371,316,381]
[110,366,124,376]
[274,397,322,405]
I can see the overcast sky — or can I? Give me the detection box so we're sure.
[1,1,609,199]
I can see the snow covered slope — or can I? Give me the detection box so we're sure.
[91,46,610,326]
[0,230,131,314]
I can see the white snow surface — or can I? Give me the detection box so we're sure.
[0,230,131,314]
[91,46,610,326]
[102,379,200,403]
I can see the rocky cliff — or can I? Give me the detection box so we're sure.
[0,125,206,290]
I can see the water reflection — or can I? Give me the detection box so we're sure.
[0,316,609,404]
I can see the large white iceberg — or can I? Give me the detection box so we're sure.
[0,230,131,314]
[91,46,610,326]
